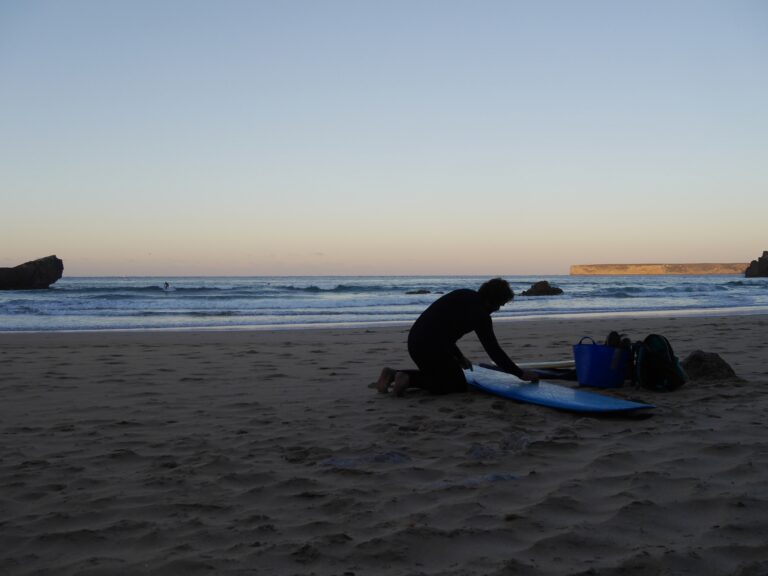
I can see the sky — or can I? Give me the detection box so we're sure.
[1,0,766,276]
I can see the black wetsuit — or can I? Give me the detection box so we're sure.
[404,289,523,394]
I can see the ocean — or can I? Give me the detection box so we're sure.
[1,275,766,332]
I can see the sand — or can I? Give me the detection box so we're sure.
[1,314,767,575]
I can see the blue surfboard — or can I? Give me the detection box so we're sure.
[464,365,654,413]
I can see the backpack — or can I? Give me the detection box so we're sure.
[633,334,687,391]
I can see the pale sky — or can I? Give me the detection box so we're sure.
[1,0,766,276]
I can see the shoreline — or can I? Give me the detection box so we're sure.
[1,313,766,381]
[3,306,768,335]
[2,313,767,574]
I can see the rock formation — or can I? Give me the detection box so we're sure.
[571,263,748,275]
[744,251,768,277]
[0,255,64,289]
[681,350,738,381]
[521,281,563,296]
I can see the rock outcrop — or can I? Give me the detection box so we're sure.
[0,255,64,289]
[521,281,563,296]
[681,350,738,381]
[571,263,748,275]
[745,251,768,277]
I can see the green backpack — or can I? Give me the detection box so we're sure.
[634,334,687,391]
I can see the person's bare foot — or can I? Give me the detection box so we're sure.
[392,371,410,397]
[376,367,396,393]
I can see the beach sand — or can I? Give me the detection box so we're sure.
[1,315,767,575]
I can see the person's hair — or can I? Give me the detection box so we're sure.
[478,277,513,307]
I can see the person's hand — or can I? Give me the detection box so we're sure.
[520,370,540,383]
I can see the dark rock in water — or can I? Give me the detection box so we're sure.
[745,251,768,277]
[681,350,737,380]
[521,280,563,296]
[0,255,64,289]
[406,289,431,295]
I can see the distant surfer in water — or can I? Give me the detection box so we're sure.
[376,278,539,396]
[164,282,170,290]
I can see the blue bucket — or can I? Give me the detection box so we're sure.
[572,337,629,388]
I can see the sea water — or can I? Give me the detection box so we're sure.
[1,275,766,332]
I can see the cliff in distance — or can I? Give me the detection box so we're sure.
[570,263,747,276]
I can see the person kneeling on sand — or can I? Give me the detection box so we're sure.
[376,278,539,396]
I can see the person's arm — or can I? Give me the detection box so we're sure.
[451,343,472,370]
[475,317,531,379]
